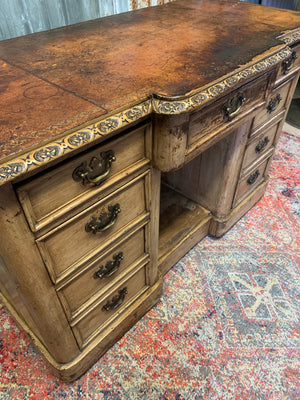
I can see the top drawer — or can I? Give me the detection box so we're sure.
[276,42,300,82]
[16,124,151,233]
[188,72,271,148]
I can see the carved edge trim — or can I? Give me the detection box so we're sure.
[278,28,300,45]
[0,47,292,186]
[0,100,152,185]
[152,48,292,114]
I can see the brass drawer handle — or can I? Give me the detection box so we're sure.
[255,136,270,154]
[72,150,115,186]
[85,203,120,234]
[282,50,297,75]
[223,92,245,121]
[102,287,128,311]
[94,252,123,279]
[247,170,260,185]
[267,94,282,113]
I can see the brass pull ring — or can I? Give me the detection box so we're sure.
[255,136,270,154]
[72,150,115,186]
[85,203,120,234]
[102,287,128,311]
[282,51,297,75]
[247,170,260,185]
[267,94,282,113]
[223,92,245,121]
[94,252,123,279]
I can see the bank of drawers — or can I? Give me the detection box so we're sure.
[16,124,153,348]
[232,71,297,207]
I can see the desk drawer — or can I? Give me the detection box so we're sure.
[57,227,147,320]
[71,264,147,349]
[37,173,149,284]
[241,119,282,171]
[188,73,270,147]
[233,156,271,207]
[17,124,151,233]
[277,43,300,81]
[251,76,296,132]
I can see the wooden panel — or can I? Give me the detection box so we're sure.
[164,122,251,217]
[188,72,270,148]
[36,173,149,284]
[159,184,211,275]
[72,265,148,349]
[0,183,79,364]
[57,227,147,320]
[17,125,150,233]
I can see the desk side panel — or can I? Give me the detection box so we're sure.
[0,183,79,364]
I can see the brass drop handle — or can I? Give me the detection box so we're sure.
[247,170,260,185]
[282,51,297,75]
[267,94,282,113]
[72,150,115,186]
[255,136,270,153]
[102,287,128,311]
[85,203,120,234]
[94,252,123,279]
[223,92,245,121]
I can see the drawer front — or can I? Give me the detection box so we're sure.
[37,173,149,284]
[57,227,147,320]
[277,43,300,81]
[251,76,296,132]
[233,157,271,207]
[188,72,270,147]
[17,124,151,232]
[72,265,147,349]
[242,120,281,171]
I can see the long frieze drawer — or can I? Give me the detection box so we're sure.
[188,72,271,148]
[16,124,151,233]
[233,156,272,208]
[36,173,149,284]
[71,264,148,349]
[241,119,282,171]
[56,227,147,320]
[251,75,297,132]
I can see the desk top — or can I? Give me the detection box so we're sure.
[0,0,300,184]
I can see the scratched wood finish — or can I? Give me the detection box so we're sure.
[1,0,300,160]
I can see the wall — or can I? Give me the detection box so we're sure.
[0,0,170,41]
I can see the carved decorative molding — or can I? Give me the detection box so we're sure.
[0,100,152,185]
[278,28,300,45]
[152,48,292,114]
[0,47,293,186]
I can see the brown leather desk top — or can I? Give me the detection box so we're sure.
[0,0,300,176]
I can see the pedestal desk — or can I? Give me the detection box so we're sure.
[0,0,299,381]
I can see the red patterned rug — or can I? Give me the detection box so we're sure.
[1,132,299,400]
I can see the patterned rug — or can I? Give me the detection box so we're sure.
[1,132,299,400]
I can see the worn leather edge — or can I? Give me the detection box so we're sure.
[0,47,292,186]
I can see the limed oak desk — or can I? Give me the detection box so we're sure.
[0,0,300,381]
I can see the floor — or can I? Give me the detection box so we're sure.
[283,122,300,137]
